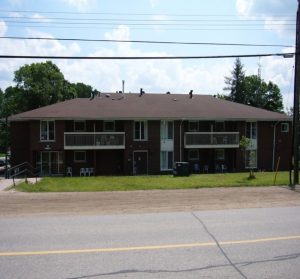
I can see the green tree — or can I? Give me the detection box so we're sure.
[13,61,66,111]
[223,58,246,103]
[219,59,284,113]
[72,82,93,98]
[244,75,283,113]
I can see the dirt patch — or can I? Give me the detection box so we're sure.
[0,186,300,216]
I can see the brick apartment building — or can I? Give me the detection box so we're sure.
[9,93,292,176]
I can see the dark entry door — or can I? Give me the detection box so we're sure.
[133,151,148,175]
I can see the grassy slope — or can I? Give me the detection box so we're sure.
[15,172,290,192]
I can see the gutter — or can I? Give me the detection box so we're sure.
[272,121,280,171]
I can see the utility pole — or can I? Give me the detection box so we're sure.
[293,0,300,186]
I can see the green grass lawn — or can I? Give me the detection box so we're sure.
[15,171,291,192]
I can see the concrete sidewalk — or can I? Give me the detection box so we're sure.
[0,178,40,191]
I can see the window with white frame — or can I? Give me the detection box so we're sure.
[161,121,173,140]
[161,151,173,170]
[281,123,289,133]
[188,121,199,132]
[104,121,115,132]
[74,121,85,132]
[40,120,55,141]
[134,121,148,140]
[188,149,199,160]
[74,151,86,162]
[246,122,257,140]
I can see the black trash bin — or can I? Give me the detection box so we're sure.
[173,162,190,177]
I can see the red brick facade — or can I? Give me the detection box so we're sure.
[10,119,292,176]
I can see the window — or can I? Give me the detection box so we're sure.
[189,121,199,132]
[104,121,115,132]
[281,123,289,133]
[215,149,225,160]
[74,121,85,132]
[245,150,257,169]
[134,121,148,140]
[246,122,257,140]
[188,149,199,160]
[161,121,173,140]
[161,151,173,170]
[74,151,86,162]
[40,121,55,141]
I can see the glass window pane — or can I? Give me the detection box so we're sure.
[48,121,55,140]
[134,122,140,139]
[40,121,48,140]
[168,122,173,139]
[161,151,167,170]
[168,151,173,169]
[140,121,145,140]
[252,122,257,139]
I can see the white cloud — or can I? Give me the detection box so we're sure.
[236,0,297,37]
[63,0,96,11]
[0,21,7,36]
[0,24,294,111]
[149,0,159,8]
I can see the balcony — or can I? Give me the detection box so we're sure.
[64,132,125,150]
[184,132,239,148]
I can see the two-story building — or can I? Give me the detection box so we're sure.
[9,92,292,176]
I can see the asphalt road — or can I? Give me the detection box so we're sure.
[0,206,300,279]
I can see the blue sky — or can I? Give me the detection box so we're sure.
[0,0,297,110]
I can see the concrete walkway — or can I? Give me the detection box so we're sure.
[0,178,41,191]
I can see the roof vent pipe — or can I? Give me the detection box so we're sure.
[139,88,145,97]
[122,80,125,93]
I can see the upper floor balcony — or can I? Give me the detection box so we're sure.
[184,132,240,148]
[64,132,125,150]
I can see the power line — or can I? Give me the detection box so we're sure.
[0,16,296,22]
[0,10,295,17]
[0,36,294,48]
[3,20,295,26]
[5,24,296,32]
[0,53,295,60]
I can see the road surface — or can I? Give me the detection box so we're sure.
[0,206,300,278]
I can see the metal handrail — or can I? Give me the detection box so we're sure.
[8,162,40,186]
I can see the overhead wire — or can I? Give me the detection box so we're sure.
[0,36,294,48]
[0,53,295,60]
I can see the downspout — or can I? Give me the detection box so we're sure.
[272,121,279,171]
[179,120,184,161]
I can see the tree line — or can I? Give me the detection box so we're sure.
[0,59,285,152]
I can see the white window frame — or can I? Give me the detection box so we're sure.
[104,120,115,132]
[74,151,86,163]
[134,120,148,141]
[40,120,55,142]
[74,120,86,132]
[160,151,173,171]
[281,123,289,133]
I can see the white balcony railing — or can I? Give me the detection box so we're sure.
[64,132,125,150]
[184,132,239,148]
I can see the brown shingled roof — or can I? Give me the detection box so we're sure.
[9,93,291,121]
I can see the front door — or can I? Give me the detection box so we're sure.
[40,151,63,176]
[133,151,148,175]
